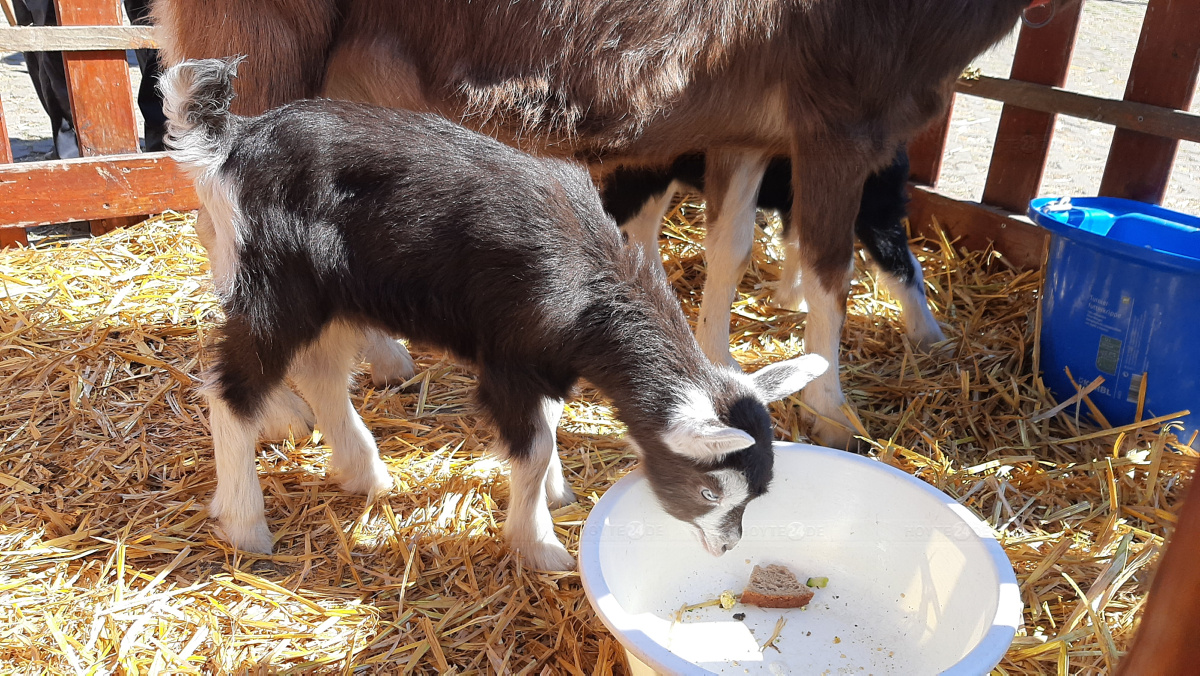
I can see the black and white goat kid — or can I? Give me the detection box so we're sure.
[161,58,827,571]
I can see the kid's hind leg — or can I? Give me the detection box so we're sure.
[289,322,392,497]
[258,388,316,440]
[361,328,417,388]
[206,392,276,553]
[206,317,300,554]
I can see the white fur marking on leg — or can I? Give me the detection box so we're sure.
[696,154,768,365]
[799,274,856,449]
[539,399,576,508]
[775,236,808,312]
[290,323,392,497]
[884,251,947,352]
[361,328,417,388]
[258,387,316,441]
[505,397,575,571]
[207,394,274,553]
[622,183,676,258]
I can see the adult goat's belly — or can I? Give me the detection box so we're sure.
[320,36,791,161]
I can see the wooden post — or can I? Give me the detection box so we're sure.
[0,94,27,247]
[55,0,142,236]
[980,4,1083,212]
[1099,0,1200,204]
[1116,475,1200,674]
[908,102,954,187]
[0,94,12,165]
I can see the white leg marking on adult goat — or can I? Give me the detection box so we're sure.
[774,235,808,312]
[622,183,677,258]
[696,153,768,365]
[799,273,858,450]
[883,250,948,353]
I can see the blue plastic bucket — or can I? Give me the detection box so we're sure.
[1028,197,1199,438]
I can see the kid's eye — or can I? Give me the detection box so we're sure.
[701,488,719,502]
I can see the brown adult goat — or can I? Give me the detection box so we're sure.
[152,0,1034,449]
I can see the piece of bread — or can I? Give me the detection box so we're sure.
[740,564,815,608]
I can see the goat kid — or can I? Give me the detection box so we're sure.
[599,148,947,355]
[161,58,828,571]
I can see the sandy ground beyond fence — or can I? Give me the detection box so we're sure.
[2,0,1197,214]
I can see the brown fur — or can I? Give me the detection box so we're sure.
[150,0,1031,447]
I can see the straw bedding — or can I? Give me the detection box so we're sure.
[0,202,1192,674]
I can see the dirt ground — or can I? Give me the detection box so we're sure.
[1,0,1197,213]
[939,0,1200,215]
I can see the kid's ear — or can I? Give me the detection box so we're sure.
[750,354,829,402]
[663,421,756,462]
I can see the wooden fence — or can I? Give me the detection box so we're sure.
[1,0,1198,265]
[907,0,1200,269]
[0,0,196,247]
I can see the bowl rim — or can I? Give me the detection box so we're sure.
[578,442,1022,676]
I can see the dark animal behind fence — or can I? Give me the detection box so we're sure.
[161,58,827,571]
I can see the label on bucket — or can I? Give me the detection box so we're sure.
[1095,335,1121,374]
[1083,293,1158,403]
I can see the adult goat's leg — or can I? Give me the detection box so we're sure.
[791,138,872,451]
[854,147,947,352]
[696,150,768,365]
[622,186,676,258]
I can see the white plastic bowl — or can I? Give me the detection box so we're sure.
[579,442,1021,675]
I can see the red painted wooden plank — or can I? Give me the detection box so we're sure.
[907,184,1048,271]
[0,227,29,248]
[54,0,139,157]
[55,0,142,236]
[0,153,199,229]
[908,101,954,187]
[1099,0,1200,204]
[1115,479,1200,674]
[981,3,1084,213]
[0,95,27,247]
[0,94,13,165]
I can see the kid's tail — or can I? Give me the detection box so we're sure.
[158,57,243,171]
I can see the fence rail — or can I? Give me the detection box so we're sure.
[1,0,1197,264]
[0,25,157,51]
